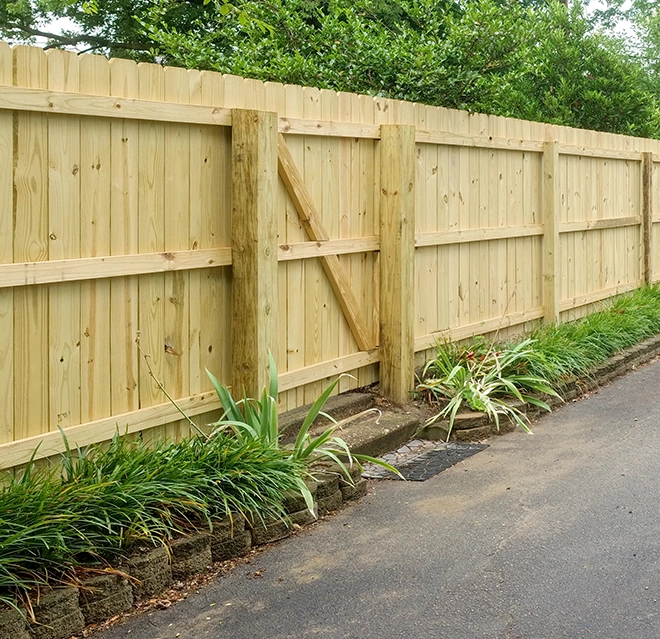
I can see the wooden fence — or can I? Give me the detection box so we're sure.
[1,42,659,470]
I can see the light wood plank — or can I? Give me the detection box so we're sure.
[559,143,641,162]
[559,281,640,312]
[0,84,232,126]
[163,66,192,426]
[231,109,279,397]
[379,124,416,405]
[278,133,374,351]
[279,116,379,139]
[0,390,222,470]
[13,45,49,441]
[79,54,112,424]
[137,62,167,412]
[414,307,545,352]
[543,141,560,323]
[199,71,232,398]
[558,217,640,233]
[416,129,543,152]
[642,152,652,284]
[0,248,232,288]
[0,42,13,444]
[278,237,379,260]
[282,83,306,410]
[46,49,81,433]
[301,86,324,405]
[358,93,379,390]
[278,350,380,393]
[109,57,140,416]
[416,225,543,247]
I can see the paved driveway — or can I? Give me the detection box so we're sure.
[100,360,660,639]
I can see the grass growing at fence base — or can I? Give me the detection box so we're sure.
[0,431,306,612]
[526,285,660,384]
[418,285,660,438]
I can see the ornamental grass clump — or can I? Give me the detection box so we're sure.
[0,430,306,612]
[527,285,660,384]
[418,285,660,441]
[418,337,557,440]
[207,353,400,483]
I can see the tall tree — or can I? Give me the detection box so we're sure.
[1,0,657,137]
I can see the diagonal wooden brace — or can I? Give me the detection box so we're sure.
[277,133,375,352]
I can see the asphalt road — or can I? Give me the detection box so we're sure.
[99,360,660,639]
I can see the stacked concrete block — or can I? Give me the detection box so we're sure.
[79,573,133,625]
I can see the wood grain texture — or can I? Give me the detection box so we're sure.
[278,134,374,351]
[13,45,49,441]
[642,153,653,284]
[80,53,112,424]
[379,124,415,405]
[0,43,13,443]
[46,49,81,433]
[3,43,660,468]
[109,57,139,417]
[543,141,561,324]
[231,109,278,397]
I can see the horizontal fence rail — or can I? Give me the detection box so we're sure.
[0,42,659,469]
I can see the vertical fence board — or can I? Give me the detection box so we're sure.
[109,57,140,417]
[336,91,357,395]
[79,54,112,424]
[543,141,560,324]
[13,45,49,441]
[47,49,81,433]
[281,84,306,410]
[137,63,166,429]
[0,43,13,443]
[302,87,324,404]
[380,124,415,405]
[163,67,192,438]
[643,152,653,285]
[231,109,278,398]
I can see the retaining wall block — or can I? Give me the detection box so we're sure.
[450,412,488,431]
[317,490,343,515]
[340,478,368,502]
[211,530,252,563]
[418,422,450,441]
[312,473,340,500]
[0,606,30,639]
[288,503,318,528]
[79,573,133,625]
[282,480,318,514]
[210,514,246,544]
[29,588,84,639]
[125,546,172,600]
[250,518,291,546]
[453,425,491,442]
[169,533,212,580]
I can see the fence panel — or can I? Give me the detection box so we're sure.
[1,41,660,470]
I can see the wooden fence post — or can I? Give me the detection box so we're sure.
[231,109,278,398]
[379,124,416,405]
[642,152,653,285]
[543,140,560,324]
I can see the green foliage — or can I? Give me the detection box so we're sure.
[502,3,660,137]
[4,0,660,137]
[527,284,660,383]
[207,353,401,480]
[0,430,305,609]
[418,338,557,440]
[418,284,660,441]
